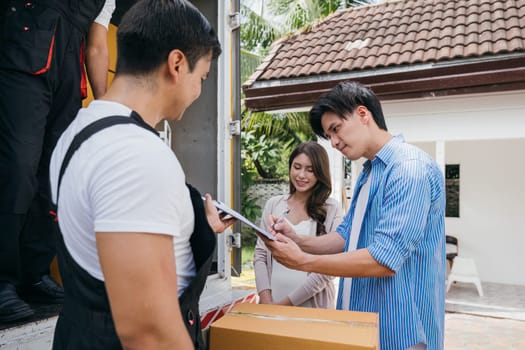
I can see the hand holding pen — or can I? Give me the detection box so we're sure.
[271,208,290,231]
[268,208,307,247]
[266,208,305,260]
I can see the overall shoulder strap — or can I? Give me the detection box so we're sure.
[56,112,158,204]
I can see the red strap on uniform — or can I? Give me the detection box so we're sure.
[80,39,88,99]
[49,210,58,222]
[32,33,56,75]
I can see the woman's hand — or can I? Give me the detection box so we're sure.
[258,289,273,304]
[204,193,237,233]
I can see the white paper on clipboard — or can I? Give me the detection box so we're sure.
[203,197,275,240]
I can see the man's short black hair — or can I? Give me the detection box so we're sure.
[310,81,388,139]
[116,0,222,75]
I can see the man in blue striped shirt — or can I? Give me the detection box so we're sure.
[266,81,446,350]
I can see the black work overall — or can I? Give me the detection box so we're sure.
[51,113,216,349]
[0,0,105,285]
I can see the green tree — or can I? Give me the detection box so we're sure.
[241,0,381,151]
[240,4,279,56]
[239,0,380,223]
[266,0,382,33]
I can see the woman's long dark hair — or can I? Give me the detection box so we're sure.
[288,142,332,236]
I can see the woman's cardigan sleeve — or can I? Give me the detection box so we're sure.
[253,196,281,294]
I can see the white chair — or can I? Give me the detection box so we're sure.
[445,235,459,269]
[446,256,483,297]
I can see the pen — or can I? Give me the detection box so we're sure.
[272,208,290,230]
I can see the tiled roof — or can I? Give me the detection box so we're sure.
[245,0,525,84]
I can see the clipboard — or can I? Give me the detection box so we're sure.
[203,197,275,240]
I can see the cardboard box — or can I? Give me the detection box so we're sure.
[209,303,378,350]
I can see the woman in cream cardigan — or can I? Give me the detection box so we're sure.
[254,142,344,308]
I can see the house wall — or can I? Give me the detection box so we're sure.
[447,139,524,285]
[382,90,525,143]
[381,90,525,285]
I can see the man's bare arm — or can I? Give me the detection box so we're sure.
[296,232,346,255]
[267,234,394,278]
[268,216,345,254]
[97,232,193,350]
[300,248,395,278]
[86,22,109,99]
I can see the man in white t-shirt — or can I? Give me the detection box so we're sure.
[49,1,232,349]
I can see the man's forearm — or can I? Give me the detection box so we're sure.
[86,22,109,99]
[85,47,109,98]
[297,232,345,255]
[120,329,193,350]
[301,248,395,278]
[98,232,194,350]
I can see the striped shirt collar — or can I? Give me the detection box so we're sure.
[364,134,405,169]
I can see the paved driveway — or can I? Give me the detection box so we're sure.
[445,313,525,349]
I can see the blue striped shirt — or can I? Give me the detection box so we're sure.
[336,135,446,350]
